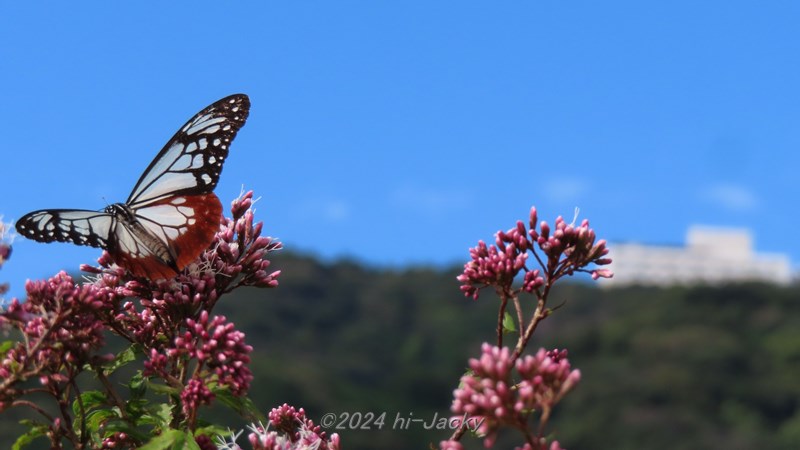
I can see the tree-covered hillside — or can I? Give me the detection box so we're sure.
[2,252,799,449]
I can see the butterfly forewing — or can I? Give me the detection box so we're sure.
[127,94,250,207]
[16,210,114,249]
[15,94,250,280]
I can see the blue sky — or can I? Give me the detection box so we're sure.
[2,2,799,298]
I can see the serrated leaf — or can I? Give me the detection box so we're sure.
[124,398,149,418]
[195,424,230,442]
[183,431,202,450]
[140,402,172,428]
[502,311,517,333]
[147,381,180,396]
[72,390,108,417]
[138,429,184,450]
[85,409,119,433]
[17,419,42,427]
[102,345,139,375]
[99,418,136,435]
[11,421,48,450]
[214,389,265,422]
[101,423,151,445]
[128,371,146,399]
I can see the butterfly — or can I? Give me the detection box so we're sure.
[15,94,250,280]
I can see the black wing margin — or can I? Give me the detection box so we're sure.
[126,94,250,207]
[15,209,114,249]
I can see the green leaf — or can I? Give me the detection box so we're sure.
[137,430,179,450]
[0,340,14,356]
[214,389,265,422]
[182,431,203,450]
[72,390,108,417]
[147,381,180,396]
[139,402,172,428]
[124,398,149,419]
[99,418,136,434]
[138,429,201,450]
[128,371,147,399]
[85,409,119,433]
[11,421,48,450]
[502,311,517,333]
[102,344,140,375]
[195,424,230,443]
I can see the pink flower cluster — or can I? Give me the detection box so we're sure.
[438,440,464,450]
[109,191,277,404]
[1,191,281,446]
[100,431,136,449]
[242,404,340,450]
[515,441,565,450]
[450,343,579,448]
[458,207,612,299]
[181,377,215,418]
[0,272,116,394]
[0,219,10,297]
[194,434,218,450]
[170,311,254,396]
[210,192,282,289]
[516,348,581,416]
[440,439,564,450]
[87,190,281,300]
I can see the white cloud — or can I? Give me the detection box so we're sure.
[390,184,470,217]
[700,183,758,212]
[321,200,350,222]
[543,177,588,203]
[291,198,351,223]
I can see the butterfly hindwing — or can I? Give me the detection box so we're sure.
[109,217,181,280]
[129,193,223,273]
[15,210,114,249]
[127,94,250,207]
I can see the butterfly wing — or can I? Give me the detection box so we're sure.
[127,94,250,207]
[111,193,223,279]
[16,94,250,280]
[116,94,249,278]
[15,210,114,249]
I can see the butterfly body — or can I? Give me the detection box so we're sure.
[16,94,249,280]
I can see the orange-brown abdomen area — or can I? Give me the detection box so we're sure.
[109,193,223,280]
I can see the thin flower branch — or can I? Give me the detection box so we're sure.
[447,206,612,449]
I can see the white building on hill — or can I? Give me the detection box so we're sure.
[603,226,792,287]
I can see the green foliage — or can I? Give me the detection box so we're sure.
[138,429,200,450]
[62,371,185,447]
[0,340,14,356]
[214,387,265,423]
[2,252,798,449]
[98,344,139,375]
[220,253,800,449]
[502,311,517,334]
[12,420,48,450]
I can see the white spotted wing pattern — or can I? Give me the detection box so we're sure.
[16,94,250,279]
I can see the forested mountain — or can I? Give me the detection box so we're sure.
[3,252,799,449]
